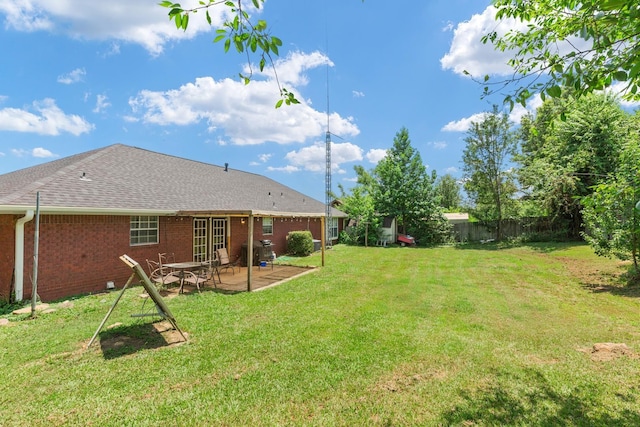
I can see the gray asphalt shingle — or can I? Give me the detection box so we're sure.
[0,144,344,217]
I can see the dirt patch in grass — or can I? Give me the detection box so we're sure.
[578,343,639,362]
[94,320,187,359]
[555,256,640,296]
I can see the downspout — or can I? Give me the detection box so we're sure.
[14,210,34,302]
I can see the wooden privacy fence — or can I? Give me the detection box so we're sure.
[452,217,564,242]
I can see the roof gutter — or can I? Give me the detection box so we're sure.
[14,210,34,302]
[0,206,176,216]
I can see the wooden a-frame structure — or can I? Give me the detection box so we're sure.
[87,254,186,348]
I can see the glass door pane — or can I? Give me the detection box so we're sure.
[193,218,208,262]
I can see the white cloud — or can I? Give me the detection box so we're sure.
[93,94,111,113]
[129,52,359,145]
[365,148,387,164]
[267,165,299,173]
[11,148,29,157]
[57,68,86,84]
[32,147,55,158]
[251,51,333,86]
[11,147,57,158]
[258,153,272,163]
[440,6,518,77]
[0,98,94,135]
[445,166,458,174]
[430,141,448,150]
[0,0,235,55]
[442,21,454,32]
[284,141,363,172]
[441,6,592,80]
[352,90,365,98]
[606,82,640,108]
[508,94,543,123]
[441,112,488,132]
[442,95,542,132]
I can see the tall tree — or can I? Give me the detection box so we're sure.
[435,174,462,211]
[373,128,448,243]
[334,167,379,246]
[516,93,627,236]
[483,0,640,108]
[462,106,518,241]
[581,131,640,279]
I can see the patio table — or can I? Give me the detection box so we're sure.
[163,262,207,293]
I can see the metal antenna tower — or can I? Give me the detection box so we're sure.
[324,45,332,248]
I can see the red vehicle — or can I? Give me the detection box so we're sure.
[397,234,416,246]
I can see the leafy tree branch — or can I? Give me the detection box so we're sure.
[479,0,640,108]
[159,0,299,107]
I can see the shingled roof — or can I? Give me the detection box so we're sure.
[0,144,344,217]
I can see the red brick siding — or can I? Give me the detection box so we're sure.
[0,213,341,302]
[228,216,326,260]
[0,215,16,301]
[11,215,194,302]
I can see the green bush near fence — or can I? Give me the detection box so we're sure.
[286,230,314,256]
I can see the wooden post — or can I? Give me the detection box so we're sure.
[247,213,254,291]
[320,216,325,267]
[31,192,40,318]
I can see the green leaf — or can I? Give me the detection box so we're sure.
[181,13,189,30]
[614,70,627,81]
[213,34,225,43]
[547,85,562,98]
[275,99,284,108]
[629,62,640,79]
[206,10,211,25]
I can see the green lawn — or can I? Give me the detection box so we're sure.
[2,243,640,426]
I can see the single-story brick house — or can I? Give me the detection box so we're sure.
[0,144,345,302]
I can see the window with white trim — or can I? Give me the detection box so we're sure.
[130,215,158,245]
[329,217,339,240]
[262,217,273,235]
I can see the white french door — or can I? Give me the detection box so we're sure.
[193,217,227,262]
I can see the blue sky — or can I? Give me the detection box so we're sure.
[1,0,627,202]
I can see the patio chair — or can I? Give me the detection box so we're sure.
[216,247,238,275]
[180,270,204,293]
[200,258,222,288]
[147,259,182,288]
[158,252,176,271]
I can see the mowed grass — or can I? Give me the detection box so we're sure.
[2,242,640,426]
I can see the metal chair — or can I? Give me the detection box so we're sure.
[158,252,176,271]
[180,270,204,293]
[216,248,238,275]
[146,259,181,288]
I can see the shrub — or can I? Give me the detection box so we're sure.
[287,231,314,256]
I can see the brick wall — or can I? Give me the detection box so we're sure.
[0,215,16,301]
[228,216,326,262]
[1,213,340,302]
[11,215,193,302]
